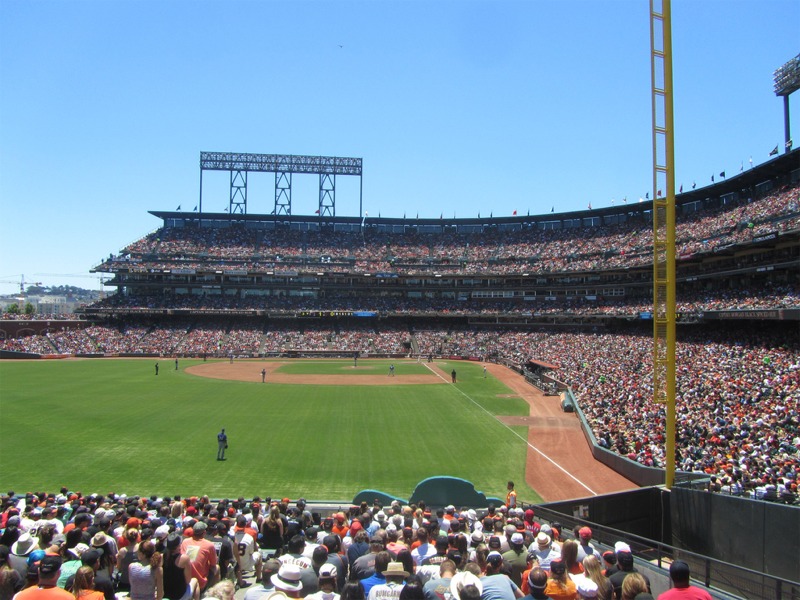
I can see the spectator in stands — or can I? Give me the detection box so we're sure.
[609,547,649,600]
[359,552,391,597]
[528,534,559,572]
[543,559,575,600]
[575,528,600,563]
[270,563,304,599]
[0,545,24,599]
[128,540,163,600]
[421,559,456,600]
[243,559,281,600]
[619,573,648,600]
[366,562,407,600]
[13,556,73,600]
[656,561,711,600]
[161,533,199,600]
[180,522,217,592]
[480,552,522,600]
[581,556,611,600]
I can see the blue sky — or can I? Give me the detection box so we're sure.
[1,0,797,295]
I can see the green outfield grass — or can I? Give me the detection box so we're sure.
[0,358,541,504]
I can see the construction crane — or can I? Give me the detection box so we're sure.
[0,275,42,310]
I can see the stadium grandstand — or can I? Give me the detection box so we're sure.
[1,150,799,598]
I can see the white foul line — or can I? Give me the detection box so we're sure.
[423,362,597,496]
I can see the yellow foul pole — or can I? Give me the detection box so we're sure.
[650,0,677,488]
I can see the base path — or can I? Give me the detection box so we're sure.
[487,363,638,503]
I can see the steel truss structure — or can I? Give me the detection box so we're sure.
[199,152,363,217]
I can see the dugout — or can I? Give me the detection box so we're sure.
[522,359,560,395]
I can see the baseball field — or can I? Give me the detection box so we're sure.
[0,358,543,503]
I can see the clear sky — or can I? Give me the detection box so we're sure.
[0,0,797,295]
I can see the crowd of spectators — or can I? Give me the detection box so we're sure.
[97,183,799,277]
[81,283,799,318]
[0,490,685,600]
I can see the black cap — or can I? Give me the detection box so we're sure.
[81,550,101,566]
[39,555,62,575]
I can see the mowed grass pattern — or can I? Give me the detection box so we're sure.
[0,359,540,503]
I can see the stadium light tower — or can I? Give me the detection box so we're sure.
[774,53,800,153]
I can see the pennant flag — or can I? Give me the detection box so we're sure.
[769,145,779,156]
[551,206,554,212]
[657,190,662,197]
[416,212,418,218]
[679,184,683,193]
[692,181,696,189]
[490,211,493,218]
[478,212,481,218]
[587,202,592,210]
[787,139,793,150]
[193,206,198,212]
[512,210,517,215]
[224,207,228,212]
[527,209,530,216]
[611,199,615,206]
[314,209,320,214]
[740,162,744,172]
[623,197,627,203]
[645,192,649,199]
[719,171,726,178]
[711,174,715,182]
[379,212,381,218]
[440,212,443,219]
[403,212,406,219]
[176,205,181,211]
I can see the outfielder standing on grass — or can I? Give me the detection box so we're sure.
[217,429,228,461]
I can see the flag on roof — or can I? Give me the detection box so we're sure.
[176,205,181,211]
[193,206,198,212]
[769,145,779,156]
[314,209,320,214]
[512,210,517,215]
[719,171,726,178]
[679,184,683,193]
